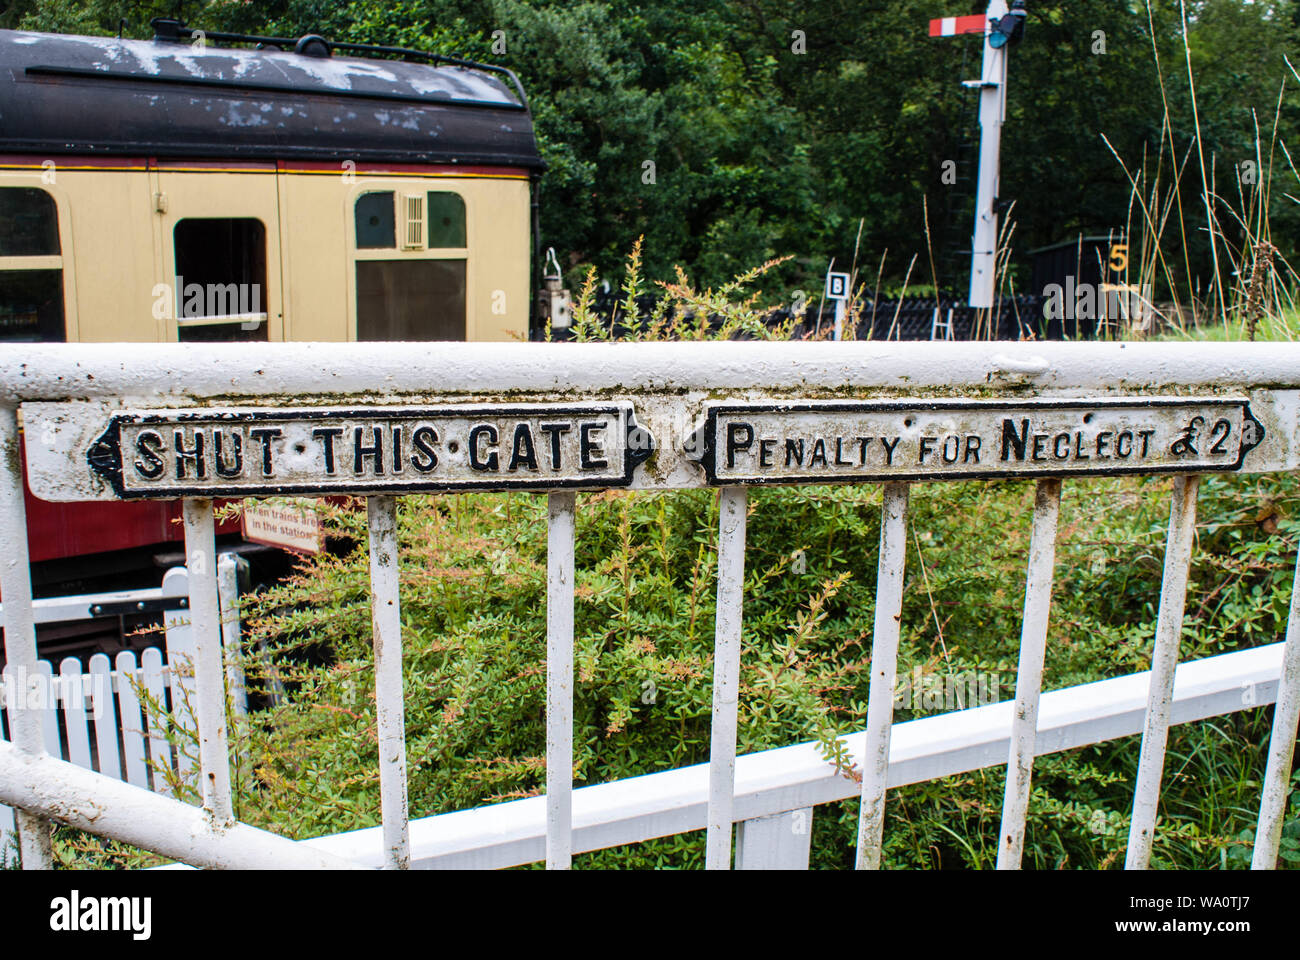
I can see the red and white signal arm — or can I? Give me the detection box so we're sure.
[929,14,988,37]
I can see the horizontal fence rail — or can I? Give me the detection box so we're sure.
[301,643,1290,869]
[1,341,1299,871]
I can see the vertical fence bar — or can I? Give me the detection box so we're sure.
[855,481,909,870]
[367,495,409,870]
[1252,539,1300,869]
[546,491,576,869]
[1125,474,1200,870]
[217,554,249,719]
[161,566,196,783]
[0,406,52,869]
[182,498,234,824]
[997,478,1063,869]
[706,485,748,870]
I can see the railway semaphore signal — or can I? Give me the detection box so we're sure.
[931,1,1027,310]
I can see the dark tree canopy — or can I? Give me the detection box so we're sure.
[8,0,1299,300]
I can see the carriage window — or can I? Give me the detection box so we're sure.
[0,270,65,342]
[356,192,395,249]
[427,192,465,248]
[0,187,65,342]
[355,260,466,340]
[0,187,60,257]
[173,218,268,342]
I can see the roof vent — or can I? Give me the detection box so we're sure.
[150,18,189,43]
[294,35,332,58]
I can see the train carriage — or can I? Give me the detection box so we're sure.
[0,21,543,648]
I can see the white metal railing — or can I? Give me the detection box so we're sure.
[0,340,1297,871]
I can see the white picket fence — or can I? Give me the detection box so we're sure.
[0,560,247,857]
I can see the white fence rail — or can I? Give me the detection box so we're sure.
[1,340,1298,871]
[0,562,247,858]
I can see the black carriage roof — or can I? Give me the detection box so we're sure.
[0,26,544,169]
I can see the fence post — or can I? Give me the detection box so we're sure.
[0,405,53,869]
[1252,539,1300,868]
[855,482,910,869]
[735,808,814,869]
[1126,475,1200,869]
[546,491,576,870]
[706,486,748,870]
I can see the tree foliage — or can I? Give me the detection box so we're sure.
[8,0,1299,298]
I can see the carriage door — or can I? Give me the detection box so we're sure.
[153,163,284,342]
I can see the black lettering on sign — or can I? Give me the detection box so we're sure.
[213,430,243,478]
[174,428,205,480]
[249,428,281,478]
[580,422,608,470]
[539,423,569,470]
[353,426,383,476]
[313,427,343,475]
[469,424,499,471]
[411,425,439,472]
[1001,419,1029,462]
[81,403,654,499]
[1209,418,1231,455]
[509,423,539,472]
[726,422,754,469]
[686,399,1264,486]
[808,438,827,468]
[133,430,165,480]
[785,438,804,467]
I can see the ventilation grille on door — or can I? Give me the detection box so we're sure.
[401,193,425,250]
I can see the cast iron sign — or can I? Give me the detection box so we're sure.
[686,397,1263,485]
[76,403,654,499]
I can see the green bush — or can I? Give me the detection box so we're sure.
[211,467,1300,870]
